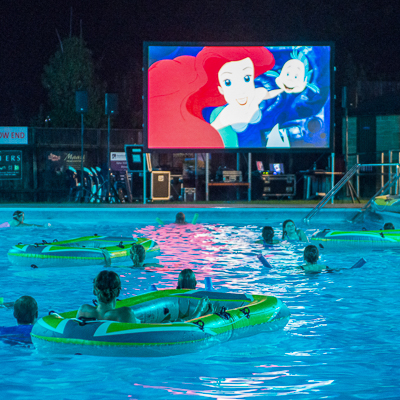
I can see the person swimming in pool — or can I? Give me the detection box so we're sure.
[261,226,281,245]
[13,295,38,325]
[129,244,162,268]
[177,268,197,289]
[300,245,328,272]
[175,212,186,224]
[282,219,308,242]
[9,211,45,227]
[0,296,39,344]
[383,222,395,230]
[77,270,140,324]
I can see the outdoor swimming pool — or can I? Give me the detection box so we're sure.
[0,207,399,399]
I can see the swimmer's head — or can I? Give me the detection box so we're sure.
[130,244,146,267]
[282,219,296,239]
[177,268,197,290]
[93,270,121,304]
[384,222,395,230]
[13,295,38,325]
[13,210,24,221]
[262,226,274,244]
[175,212,186,224]
[304,245,319,265]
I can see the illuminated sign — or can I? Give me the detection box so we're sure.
[0,150,22,180]
[0,127,28,145]
[144,44,333,152]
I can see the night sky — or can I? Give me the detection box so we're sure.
[1,0,400,126]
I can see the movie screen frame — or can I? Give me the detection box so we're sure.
[144,42,335,153]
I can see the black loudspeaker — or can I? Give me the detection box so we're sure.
[105,93,118,115]
[151,171,170,200]
[342,86,347,109]
[125,145,143,172]
[75,91,88,113]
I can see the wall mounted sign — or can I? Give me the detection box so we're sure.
[0,127,28,144]
[0,150,22,180]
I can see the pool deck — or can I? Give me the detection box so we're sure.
[0,201,366,209]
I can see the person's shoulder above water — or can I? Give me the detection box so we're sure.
[77,270,140,324]
[282,219,308,242]
[0,295,39,344]
[9,210,47,227]
[300,244,327,272]
[299,263,328,272]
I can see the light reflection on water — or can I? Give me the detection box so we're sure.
[0,208,399,399]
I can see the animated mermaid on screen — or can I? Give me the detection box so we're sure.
[148,46,308,149]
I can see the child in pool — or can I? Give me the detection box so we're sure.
[257,226,281,245]
[0,296,39,343]
[129,244,162,268]
[300,245,328,272]
[161,269,216,322]
[9,211,46,227]
[175,212,186,224]
[77,270,140,324]
[383,222,395,230]
[282,219,308,242]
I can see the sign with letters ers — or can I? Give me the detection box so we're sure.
[0,150,22,180]
[0,127,28,144]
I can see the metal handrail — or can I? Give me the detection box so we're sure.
[304,163,400,224]
[349,172,400,223]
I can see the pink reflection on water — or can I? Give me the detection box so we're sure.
[136,223,228,286]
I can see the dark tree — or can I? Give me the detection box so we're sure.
[42,36,104,128]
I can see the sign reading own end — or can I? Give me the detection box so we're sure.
[0,150,22,180]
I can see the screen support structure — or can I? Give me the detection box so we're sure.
[106,114,111,202]
[206,154,209,201]
[331,152,335,204]
[143,155,147,204]
[80,113,84,202]
[195,154,198,182]
[248,153,252,202]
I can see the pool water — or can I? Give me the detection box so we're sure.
[0,207,399,399]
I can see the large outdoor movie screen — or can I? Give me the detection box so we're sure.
[145,44,333,151]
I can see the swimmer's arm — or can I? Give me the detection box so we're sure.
[298,230,309,242]
[24,223,44,227]
[0,299,14,309]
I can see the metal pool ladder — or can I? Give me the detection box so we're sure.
[303,163,400,224]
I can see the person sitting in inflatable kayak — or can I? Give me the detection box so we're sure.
[77,271,141,324]
[163,268,217,322]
